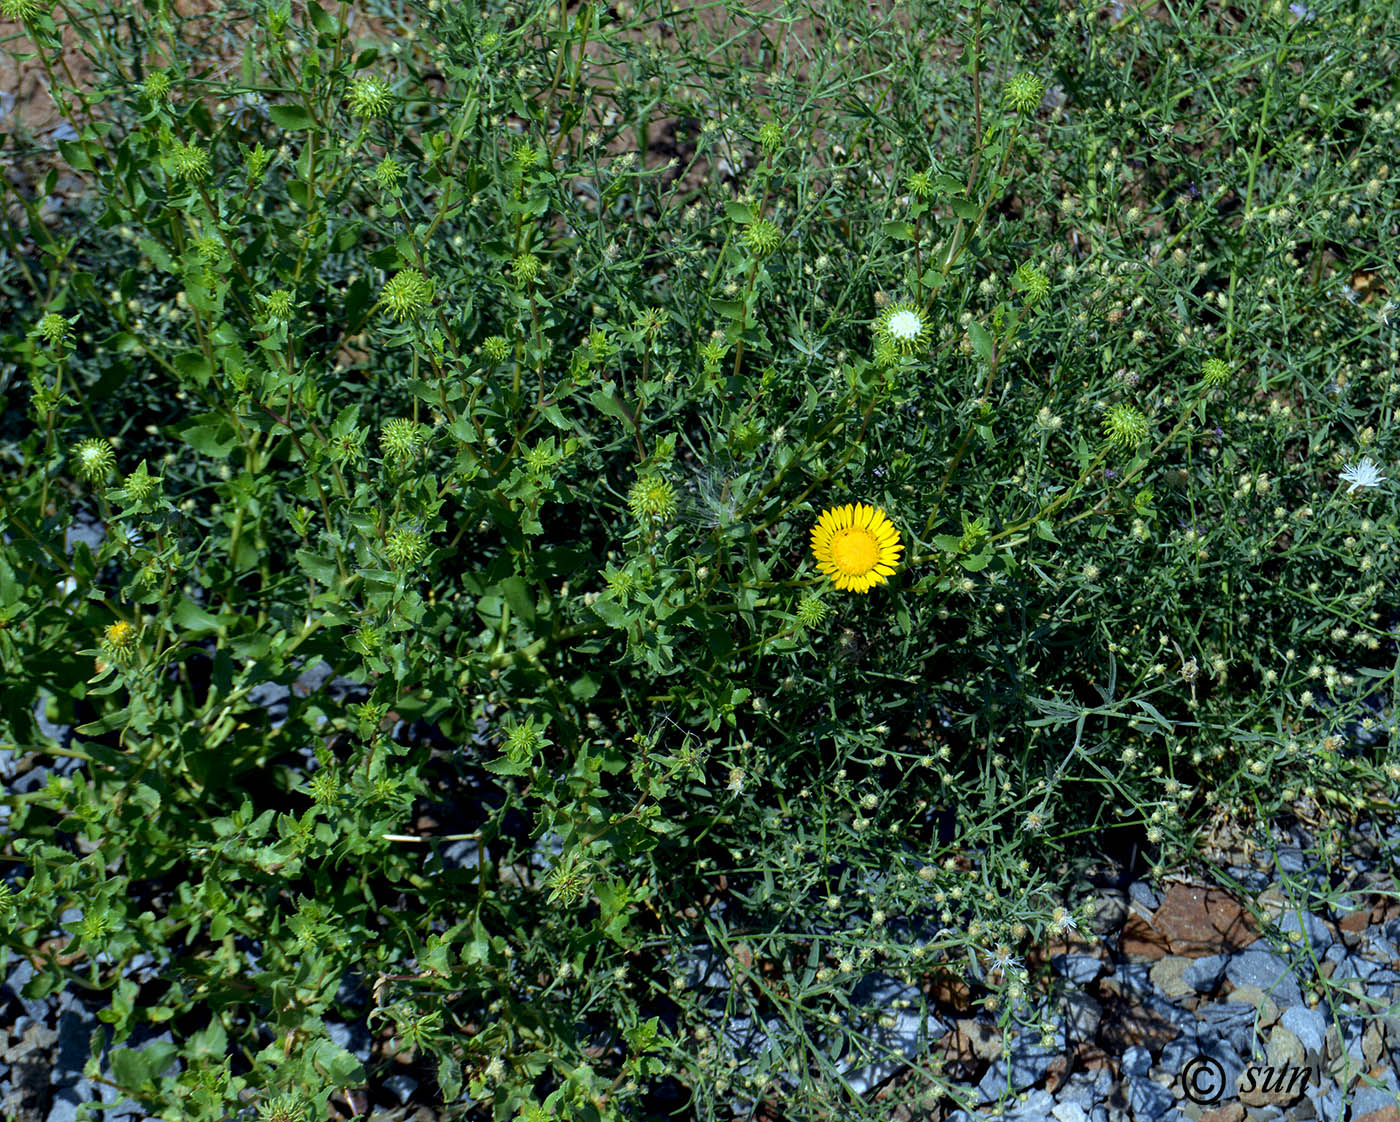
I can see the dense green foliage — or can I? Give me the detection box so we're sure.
[1,0,1398,1119]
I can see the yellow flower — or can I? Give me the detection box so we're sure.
[810,503,903,593]
[104,620,136,649]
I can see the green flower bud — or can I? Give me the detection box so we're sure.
[143,69,171,102]
[383,526,428,568]
[904,169,934,199]
[1202,357,1231,387]
[512,253,541,285]
[482,335,510,363]
[380,417,426,466]
[628,474,677,524]
[262,288,294,320]
[35,312,73,346]
[1101,403,1150,449]
[756,120,784,156]
[122,460,159,502]
[378,268,433,320]
[741,218,783,257]
[1003,72,1045,115]
[1013,262,1050,306]
[169,142,210,183]
[72,437,115,483]
[347,75,395,119]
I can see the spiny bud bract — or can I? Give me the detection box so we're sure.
[378,268,434,320]
[741,218,782,257]
[1202,357,1231,387]
[1003,72,1045,115]
[72,437,115,483]
[1101,403,1150,449]
[628,474,677,524]
[348,75,395,119]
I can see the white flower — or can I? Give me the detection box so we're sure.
[1339,457,1386,494]
[886,308,924,342]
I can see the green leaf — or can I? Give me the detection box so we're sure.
[174,412,239,458]
[589,385,632,425]
[306,0,340,34]
[463,914,490,965]
[438,1055,463,1104]
[138,237,175,273]
[958,552,992,572]
[723,200,754,224]
[172,595,225,635]
[1034,520,1059,542]
[57,139,93,170]
[933,172,964,196]
[110,1040,179,1088]
[950,196,980,221]
[883,219,915,240]
[295,549,338,586]
[308,1036,365,1085]
[268,104,315,131]
[541,403,572,429]
[589,596,629,629]
[570,673,600,701]
[932,534,963,554]
[492,575,536,625]
[967,321,994,364]
[173,351,212,384]
[712,299,746,320]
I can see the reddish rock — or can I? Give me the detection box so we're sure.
[925,970,973,1015]
[1072,1041,1119,1075]
[931,1026,985,1080]
[1043,1055,1069,1093]
[1120,912,1171,960]
[1150,881,1259,956]
[1354,1109,1400,1122]
[1199,1105,1244,1122]
[1338,907,1372,935]
[1370,893,1400,927]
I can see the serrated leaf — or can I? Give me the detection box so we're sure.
[306,0,340,34]
[438,1055,463,1103]
[174,412,239,458]
[589,386,632,425]
[958,552,992,572]
[138,237,175,273]
[295,549,338,586]
[268,104,314,131]
[950,196,980,220]
[172,595,225,635]
[883,219,915,240]
[57,139,93,170]
[491,575,536,625]
[589,595,629,628]
[712,299,746,320]
[967,321,994,363]
[723,200,754,224]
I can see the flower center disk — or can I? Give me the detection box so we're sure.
[831,527,879,574]
[887,310,922,339]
